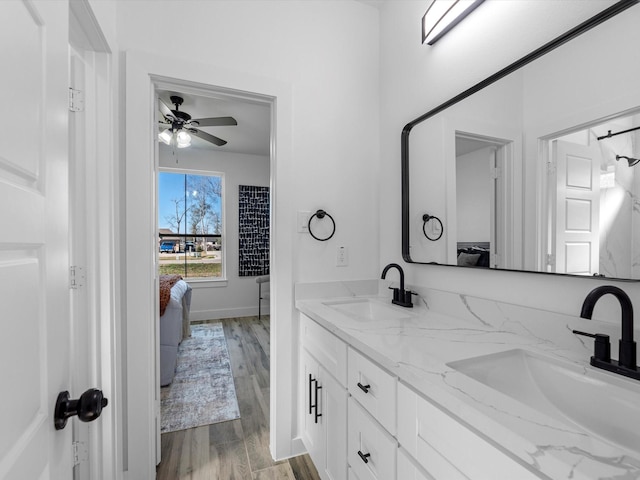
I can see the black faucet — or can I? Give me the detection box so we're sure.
[573,285,639,381]
[381,263,413,308]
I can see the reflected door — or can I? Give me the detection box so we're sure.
[551,140,601,275]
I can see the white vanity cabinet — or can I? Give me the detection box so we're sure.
[299,311,542,480]
[397,382,539,480]
[300,314,348,480]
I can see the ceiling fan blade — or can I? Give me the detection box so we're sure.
[191,128,227,146]
[158,98,175,121]
[191,116,238,127]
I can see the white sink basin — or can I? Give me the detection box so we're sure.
[323,299,413,321]
[448,349,640,454]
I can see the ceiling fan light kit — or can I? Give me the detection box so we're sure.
[158,129,173,145]
[158,95,237,148]
[175,130,192,148]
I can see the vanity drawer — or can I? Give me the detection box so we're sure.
[300,313,347,387]
[398,383,538,480]
[348,397,396,480]
[347,347,397,434]
[398,447,442,480]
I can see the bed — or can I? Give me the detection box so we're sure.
[457,242,491,268]
[159,275,192,386]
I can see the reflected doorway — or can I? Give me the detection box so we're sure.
[455,133,511,269]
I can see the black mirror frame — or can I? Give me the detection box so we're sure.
[401,0,639,281]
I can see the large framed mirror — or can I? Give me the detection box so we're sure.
[402,0,640,280]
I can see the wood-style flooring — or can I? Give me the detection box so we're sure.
[157,316,321,480]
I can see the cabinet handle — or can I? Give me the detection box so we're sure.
[357,450,371,464]
[357,382,371,394]
[308,374,314,415]
[314,381,322,424]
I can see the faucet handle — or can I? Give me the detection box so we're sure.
[573,330,611,363]
[388,286,400,302]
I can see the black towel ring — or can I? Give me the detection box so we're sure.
[308,209,336,241]
[422,214,443,241]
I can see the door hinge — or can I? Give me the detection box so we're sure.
[546,254,555,266]
[547,161,556,175]
[72,441,88,466]
[491,167,502,179]
[69,87,85,112]
[70,266,85,289]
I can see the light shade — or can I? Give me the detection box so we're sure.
[176,130,192,148]
[422,0,484,45]
[158,129,172,145]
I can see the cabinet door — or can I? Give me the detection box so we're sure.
[301,349,324,469]
[300,313,348,386]
[320,364,348,480]
[398,448,436,480]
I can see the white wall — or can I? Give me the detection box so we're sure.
[115,0,381,472]
[159,146,270,320]
[379,1,640,322]
[117,0,380,283]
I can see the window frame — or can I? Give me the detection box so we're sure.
[158,167,226,283]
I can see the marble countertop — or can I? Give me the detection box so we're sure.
[296,294,640,480]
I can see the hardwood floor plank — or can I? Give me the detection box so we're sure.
[236,319,270,389]
[249,316,271,356]
[288,454,322,480]
[190,426,211,480]
[252,463,296,480]
[223,319,251,378]
[235,375,283,472]
[250,378,269,430]
[209,440,252,480]
[157,429,186,480]
[179,428,194,478]
[209,418,245,446]
[259,315,270,334]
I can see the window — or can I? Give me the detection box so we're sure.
[158,171,224,279]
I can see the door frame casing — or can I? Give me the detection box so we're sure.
[69,1,121,477]
[124,51,299,478]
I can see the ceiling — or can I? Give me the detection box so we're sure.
[157,89,271,157]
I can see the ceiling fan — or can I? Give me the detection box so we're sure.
[158,95,237,147]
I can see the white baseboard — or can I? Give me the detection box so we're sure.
[189,306,270,321]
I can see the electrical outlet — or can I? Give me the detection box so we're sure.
[336,246,348,267]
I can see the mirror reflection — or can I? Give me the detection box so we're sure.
[405,3,640,280]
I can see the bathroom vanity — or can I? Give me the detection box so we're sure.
[296,281,640,480]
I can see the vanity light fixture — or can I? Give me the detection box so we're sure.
[422,0,484,45]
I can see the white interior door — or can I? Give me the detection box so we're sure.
[0,1,74,478]
[551,139,601,275]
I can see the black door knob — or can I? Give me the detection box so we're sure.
[54,388,109,430]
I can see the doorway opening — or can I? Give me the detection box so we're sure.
[542,108,640,277]
[455,132,512,269]
[152,79,273,467]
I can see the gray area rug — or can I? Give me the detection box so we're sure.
[161,323,240,433]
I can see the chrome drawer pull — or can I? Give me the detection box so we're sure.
[357,450,371,464]
[357,382,371,393]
